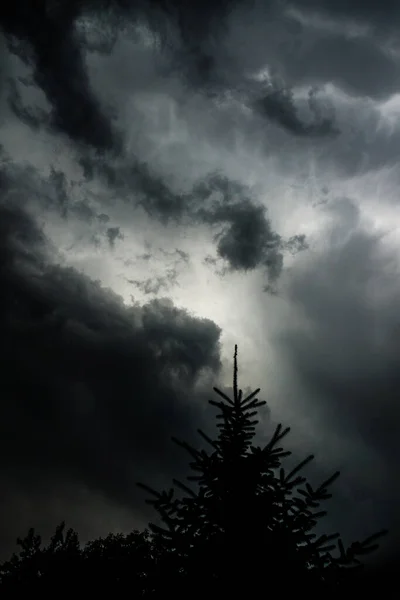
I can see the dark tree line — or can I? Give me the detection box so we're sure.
[0,346,387,595]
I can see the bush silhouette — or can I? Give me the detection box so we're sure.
[1,345,387,595]
[0,524,156,593]
[138,345,387,596]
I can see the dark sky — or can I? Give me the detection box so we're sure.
[0,0,400,571]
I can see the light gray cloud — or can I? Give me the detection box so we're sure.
[76,150,307,289]
[292,0,400,29]
[275,199,400,555]
[127,268,179,295]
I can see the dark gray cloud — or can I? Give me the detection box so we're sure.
[2,2,118,149]
[0,193,222,557]
[206,0,400,131]
[79,154,186,222]
[106,226,123,248]
[191,173,308,287]
[3,0,399,152]
[253,83,338,137]
[1,0,344,152]
[0,0,238,149]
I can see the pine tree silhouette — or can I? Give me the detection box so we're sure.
[138,345,387,596]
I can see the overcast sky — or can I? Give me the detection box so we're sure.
[1,0,400,568]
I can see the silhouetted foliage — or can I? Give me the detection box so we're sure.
[138,345,387,596]
[0,523,157,593]
[1,346,387,595]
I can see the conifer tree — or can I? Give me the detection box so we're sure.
[138,345,387,596]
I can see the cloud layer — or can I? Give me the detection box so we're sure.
[1,0,400,571]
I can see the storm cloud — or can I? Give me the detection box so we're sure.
[1,0,400,578]
[0,196,221,556]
